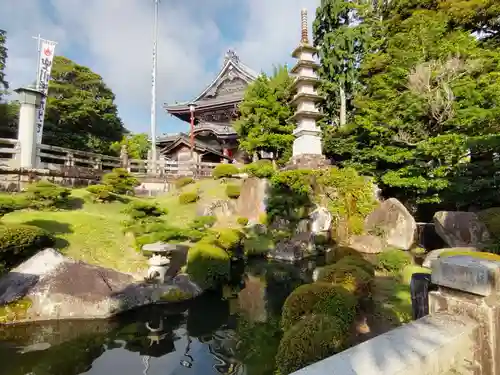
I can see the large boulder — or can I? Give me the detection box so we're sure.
[196,199,236,218]
[348,234,385,254]
[433,211,491,248]
[309,206,332,234]
[269,232,315,262]
[364,198,417,250]
[0,249,201,323]
[236,177,269,223]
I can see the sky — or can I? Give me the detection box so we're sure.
[0,0,321,136]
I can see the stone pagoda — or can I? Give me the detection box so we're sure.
[287,9,330,169]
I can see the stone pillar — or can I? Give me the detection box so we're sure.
[120,144,129,170]
[14,87,44,169]
[429,255,500,375]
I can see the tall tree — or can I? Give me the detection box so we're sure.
[313,0,369,127]
[233,66,295,165]
[110,133,150,159]
[43,56,126,154]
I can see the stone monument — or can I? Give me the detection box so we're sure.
[286,9,330,170]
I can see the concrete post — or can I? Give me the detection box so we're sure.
[14,87,44,169]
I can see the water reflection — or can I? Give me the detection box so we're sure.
[0,257,327,375]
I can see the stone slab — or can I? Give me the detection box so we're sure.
[142,242,178,253]
[290,312,478,375]
[431,255,500,296]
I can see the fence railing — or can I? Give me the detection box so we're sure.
[0,138,220,178]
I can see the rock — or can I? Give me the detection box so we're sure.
[296,219,309,234]
[142,242,177,253]
[0,249,202,323]
[365,198,417,250]
[236,177,269,222]
[310,206,332,234]
[269,232,315,262]
[349,235,385,254]
[433,211,491,248]
[416,223,446,251]
[196,199,236,218]
[422,247,478,268]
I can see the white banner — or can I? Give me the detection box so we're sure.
[35,39,57,144]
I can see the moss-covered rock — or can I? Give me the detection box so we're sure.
[276,314,347,375]
[0,297,32,323]
[331,246,365,262]
[400,265,431,284]
[439,250,500,261]
[335,255,375,276]
[243,235,274,257]
[376,248,412,273]
[281,283,357,332]
[159,288,193,303]
[316,263,373,297]
[185,242,231,290]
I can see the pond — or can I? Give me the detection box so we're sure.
[0,257,327,375]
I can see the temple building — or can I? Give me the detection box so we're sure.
[160,50,258,162]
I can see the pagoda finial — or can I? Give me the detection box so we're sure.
[224,49,239,64]
[301,9,309,44]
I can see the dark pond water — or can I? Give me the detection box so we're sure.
[0,258,327,375]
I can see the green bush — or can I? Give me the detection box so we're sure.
[102,168,140,195]
[237,217,249,226]
[86,184,115,203]
[201,228,244,256]
[243,235,273,257]
[331,246,364,262]
[125,201,166,219]
[281,283,357,332]
[179,191,199,205]
[25,181,71,210]
[212,164,239,179]
[276,314,346,375]
[243,160,275,178]
[189,216,216,231]
[316,263,373,297]
[377,248,412,273]
[225,184,241,199]
[335,255,375,276]
[0,196,27,217]
[174,177,194,189]
[0,224,55,268]
[185,242,231,289]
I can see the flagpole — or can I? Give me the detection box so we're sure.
[150,0,159,174]
[32,34,41,88]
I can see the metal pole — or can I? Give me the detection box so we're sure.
[150,0,159,174]
[190,106,195,161]
[32,34,41,89]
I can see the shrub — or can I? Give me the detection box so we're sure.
[335,255,375,276]
[243,235,273,257]
[243,160,275,178]
[281,283,357,331]
[86,184,115,203]
[185,242,231,289]
[174,177,194,189]
[102,168,140,195]
[0,196,27,217]
[0,224,55,268]
[377,248,412,273]
[201,228,244,256]
[189,216,216,231]
[237,217,249,226]
[125,201,166,219]
[179,191,199,205]
[316,263,373,296]
[212,164,239,179]
[225,184,241,199]
[331,246,364,262]
[25,181,71,210]
[276,314,346,375]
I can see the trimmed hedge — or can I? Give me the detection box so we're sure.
[243,160,275,178]
[174,177,194,189]
[25,181,71,209]
[200,228,244,256]
[86,184,115,203]
[212,164,239,179]
[335,255,375,277]
[281,283,357,332]
[377,248,412,273]
[179,192,199,204]
[189,216,216,231]
[102,168,140,195]
[225,184,241,199]
[185,242,231,289]
[276,314,346,375]
[0,196,27,217]
[0,224,55,268]
[125,201,166,219]
[316,262,373,296]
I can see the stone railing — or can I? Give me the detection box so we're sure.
[293,254,500,375]
[37,144,121,171]
[0,138,19,167]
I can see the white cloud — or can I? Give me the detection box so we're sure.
[1,0,320,133]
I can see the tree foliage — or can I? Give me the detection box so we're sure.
[233,66,295,165]
[110,133,150,159]
[319,0,500,216]
[43,56,126,154]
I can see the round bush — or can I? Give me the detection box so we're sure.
[0,196,26,217]
[225,184,241,199]
[212,164,239,179]
[185,242,231,289]
[276,314,346,375]
[0,224,55,268]
[102,168,140,195]
[316,263,373,296]
[86,184,115,203]
[189,216,216,230]
[281,283,357,332]
[335,255,375,276]
[25,181,71,209]
[179,192,199,205]
[125,201,166,219]
[201,228,244,256]
[236,217,249,226]
[377,248,412,273]
[331,246,364,262]
[243,160,275,179]
[174,177,194,189]
[243,235,273,257]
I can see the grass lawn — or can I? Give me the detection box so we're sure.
[2,189,148,274]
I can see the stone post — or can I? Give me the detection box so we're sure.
[14,87,44,169]
[120,144,129,170]
[429,255,500,375]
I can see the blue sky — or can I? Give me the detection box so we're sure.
[1,0,320,136]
